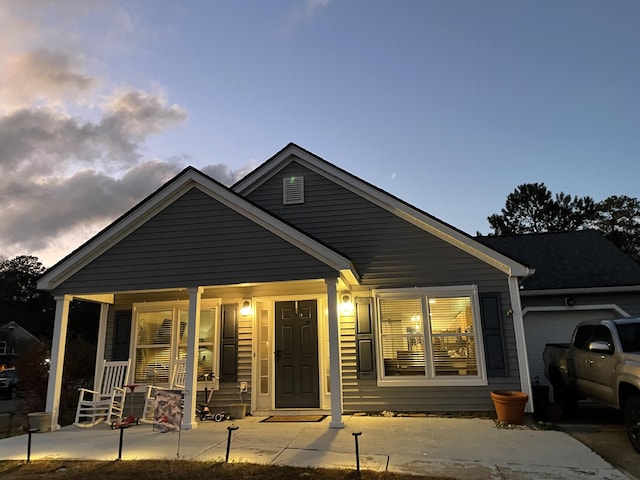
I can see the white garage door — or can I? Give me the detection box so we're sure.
[524,309,618,388]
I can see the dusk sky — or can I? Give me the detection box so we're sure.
[1,1,638,267]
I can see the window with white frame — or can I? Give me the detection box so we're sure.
[133,301,219,384]
[376,287,484,384]
[0,341,6,355]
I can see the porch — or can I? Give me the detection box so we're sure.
[46,277,355,432]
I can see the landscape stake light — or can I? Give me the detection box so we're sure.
[27,428,38,463]
[352,431,362,472]
[226,425,239,463]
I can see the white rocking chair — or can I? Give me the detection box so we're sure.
[141,359,187,423]
[74,359,131,427]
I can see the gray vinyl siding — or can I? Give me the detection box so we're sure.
[55,187,338,295]
[247,160,522,412]
[246,162,504,289]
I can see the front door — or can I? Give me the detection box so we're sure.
[275,300,320,408]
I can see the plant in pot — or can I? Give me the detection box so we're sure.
[229,386,248,419]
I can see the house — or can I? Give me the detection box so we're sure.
[37,143,534,431]
[0,321,42,369]
[478,230,640,389]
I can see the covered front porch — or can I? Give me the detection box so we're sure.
[45,276,356,432]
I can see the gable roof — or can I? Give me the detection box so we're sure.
[477,230,640,291]
[233,143,531,278]
[0,321,40,344]
[38,166,360,291]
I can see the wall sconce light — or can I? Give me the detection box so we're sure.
[240,299,252,316]
[340,293,354,316]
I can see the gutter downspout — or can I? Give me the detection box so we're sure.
[508,276,533,412]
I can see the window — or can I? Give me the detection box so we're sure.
[0,341,6,355]
[133,301,219,384]
[376,287,484,385]
[616,322,640,353]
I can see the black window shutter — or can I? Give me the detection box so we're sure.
[479,293,508,377]
[220,303,238,382]
[355,297,376,379]
[112,311,131,361]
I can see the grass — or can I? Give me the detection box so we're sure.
[0,460,454,480]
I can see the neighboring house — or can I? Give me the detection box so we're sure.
[0,321,42,368]
[37,143,534,431]
[478,230,640,389]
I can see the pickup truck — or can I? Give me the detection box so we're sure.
[543,317,640,453]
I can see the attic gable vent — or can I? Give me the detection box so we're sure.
[283,176,304,205]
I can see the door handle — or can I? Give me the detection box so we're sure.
[275,350,282,362]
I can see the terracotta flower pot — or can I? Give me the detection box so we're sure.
[490,390,529,425]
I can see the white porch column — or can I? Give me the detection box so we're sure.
[325,278,344,428]
[183,286,203,429]
[93,303,110,388]
[46,295,72,431]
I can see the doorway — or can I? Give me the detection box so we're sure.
[274,300,320,408]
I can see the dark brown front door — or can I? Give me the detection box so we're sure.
[275,300,319,408]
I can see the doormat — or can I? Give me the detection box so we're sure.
[261,415,327,423]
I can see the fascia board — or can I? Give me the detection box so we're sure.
[236,145,531,278]
[38,169,359,291]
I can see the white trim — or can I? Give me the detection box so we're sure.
[522,304,631,318]
[46,295,72,431]
[233,145,532,278]
[326,278,344,428]
[74,294,114,304]
[183,286,203,430]
[373,285,488,387]
[37,169,360,291]
[508,277,533,411]
[252,293,330,413]
[93,303,109,389]
[521,286,640,296]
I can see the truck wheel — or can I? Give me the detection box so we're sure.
[624,395,640,453]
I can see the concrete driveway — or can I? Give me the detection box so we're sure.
[556,404,640,480]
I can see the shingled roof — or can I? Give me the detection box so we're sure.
[477,230,640,291]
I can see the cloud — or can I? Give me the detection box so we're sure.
[0,87,188,177]
[0,49,98,109]
[282,0,332,35]
[0,2,251,267]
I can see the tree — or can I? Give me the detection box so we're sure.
[487,183,594,235]
[487,184,640,261]
[0,255,55,340]
[591,195,640,261]
[0,255,47,305]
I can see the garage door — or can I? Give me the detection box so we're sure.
[524,309,618,389]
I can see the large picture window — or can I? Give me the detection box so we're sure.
[377,287,485,385]
[133,301,219,384]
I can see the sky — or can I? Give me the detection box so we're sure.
[0,1,638,268]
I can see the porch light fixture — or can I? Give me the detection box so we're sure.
[340,293,354,315]
[240,299,252,316]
